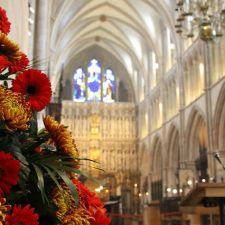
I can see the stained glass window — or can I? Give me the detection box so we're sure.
[103,68,115,102]
[73,67,86,102]
[87,59,101,101]
[72,59,116,102]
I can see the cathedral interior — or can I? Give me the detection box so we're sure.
[3,0,225,224]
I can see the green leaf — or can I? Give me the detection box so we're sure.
[13,151,29,166]
[47,165,79,206]
[40,143,56,152]
[29,154,74,163]
[29,111,38,136]
[59,161,78,166]
[24,133,51,152]
[57,165,80,173]
[41,165,63,193]
[18,162,30,189]
[33,156,81,174]
[3,80,8,88]
[31,163,48,204]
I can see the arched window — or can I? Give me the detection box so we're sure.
[103,68,115,103]
[73,59,116,103]
[87,59,101,101]
[73,67,86,102]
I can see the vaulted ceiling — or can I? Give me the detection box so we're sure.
[49,0,178,99]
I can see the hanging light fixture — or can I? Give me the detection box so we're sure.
[174,0,225,41]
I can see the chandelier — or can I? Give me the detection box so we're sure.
[174,0,225,41]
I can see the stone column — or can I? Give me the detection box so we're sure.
[160,53,168,197]
[203,41,215,180]
[177,38,185,181]
[33,0,51,73]
[33,0,52,129]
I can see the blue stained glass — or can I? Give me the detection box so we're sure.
[73,60,116,103]
[87,59,101,101]
[103,69,115,102]
[73,68,86,102]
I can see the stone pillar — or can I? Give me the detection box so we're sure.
[203,41,215,180]
[177,38,186,188]
[160,53,168,197]
[33,0,51,73]
[32,0,52,129]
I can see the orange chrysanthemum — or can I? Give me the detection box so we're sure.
[62,208,91,225]
[0,7,11,35]
[5,204,39,225]
[43,116,79,163]
[52,183,91,225]
[0,32,20,62]
[0,151,20,197]
[0,85,32,133]
[0,198,11,224]
[12,69,52,112]
[52,183,77,221]
[52,180,111,225]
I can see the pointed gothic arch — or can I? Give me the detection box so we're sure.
[166,124,180,168]
[139,143,150,199]
[150,135,163,200]
[185,106,207,161]
[166,124,180,187]
[139,143,149,174]
[214,82,225,150]
[151,135,162,180]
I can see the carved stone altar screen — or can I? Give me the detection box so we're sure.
[61,101,138,192]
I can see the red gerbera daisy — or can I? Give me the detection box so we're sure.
[72,179,111,225]
[0,7,11,35]
[72,179,104,210]
[0,55,10,72]
[5,204,39,225]
[12,69,52,112]
[0,151,20,197]
[91,208,111,225]
[8,52,29,73]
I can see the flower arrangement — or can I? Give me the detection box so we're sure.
[0,7,111,225]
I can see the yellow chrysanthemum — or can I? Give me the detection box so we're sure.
[52,184,91,225]
[52,183,76,220]
[0,31,21,62]
[43,115,79,159]
[0,86,32,133]
[0,198,11,224]
[62,208,91,225]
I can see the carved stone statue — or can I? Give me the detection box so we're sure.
[195,147,209,181]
